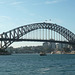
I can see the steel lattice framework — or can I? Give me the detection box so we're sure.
[0,22,75,50]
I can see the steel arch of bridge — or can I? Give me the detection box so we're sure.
[0,22,75,49]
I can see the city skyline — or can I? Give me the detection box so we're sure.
[0,0,75,47]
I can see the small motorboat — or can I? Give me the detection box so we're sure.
[40,52,46,56]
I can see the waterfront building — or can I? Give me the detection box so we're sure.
[57,43,68,49]
[49,42,56,49]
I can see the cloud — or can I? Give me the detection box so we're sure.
[45,0,62,4]
[33,3,42,5]
[33,0,63,5]
[1,16,11,20]
[0,16,11,22]
[45,0,58,4]
[0,2,5,4]
[51,18,63,24]
[29,13,36,16]
[11,1,23,5]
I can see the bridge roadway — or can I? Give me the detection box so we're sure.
[0,38,75,45]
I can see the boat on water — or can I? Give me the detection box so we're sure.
[40,52,46,56]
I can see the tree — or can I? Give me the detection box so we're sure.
[63,48,71,53]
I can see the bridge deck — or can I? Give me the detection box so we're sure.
[0,38,75,45]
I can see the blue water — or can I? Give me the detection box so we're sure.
[0,54,75,75]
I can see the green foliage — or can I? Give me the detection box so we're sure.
[63,48,71,52]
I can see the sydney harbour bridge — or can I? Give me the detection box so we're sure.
[0,22,75,50]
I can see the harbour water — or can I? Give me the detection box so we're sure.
[0,54,75,75]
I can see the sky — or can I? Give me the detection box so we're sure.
[0,0,75,48]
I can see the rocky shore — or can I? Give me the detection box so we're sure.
[51,51,75,54]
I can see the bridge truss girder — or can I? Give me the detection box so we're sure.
[0,22,75,50]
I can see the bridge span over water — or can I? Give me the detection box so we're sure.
[0,22,75,50]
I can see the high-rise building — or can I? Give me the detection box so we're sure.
[57,43,68,49]
[50,42,56,49]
